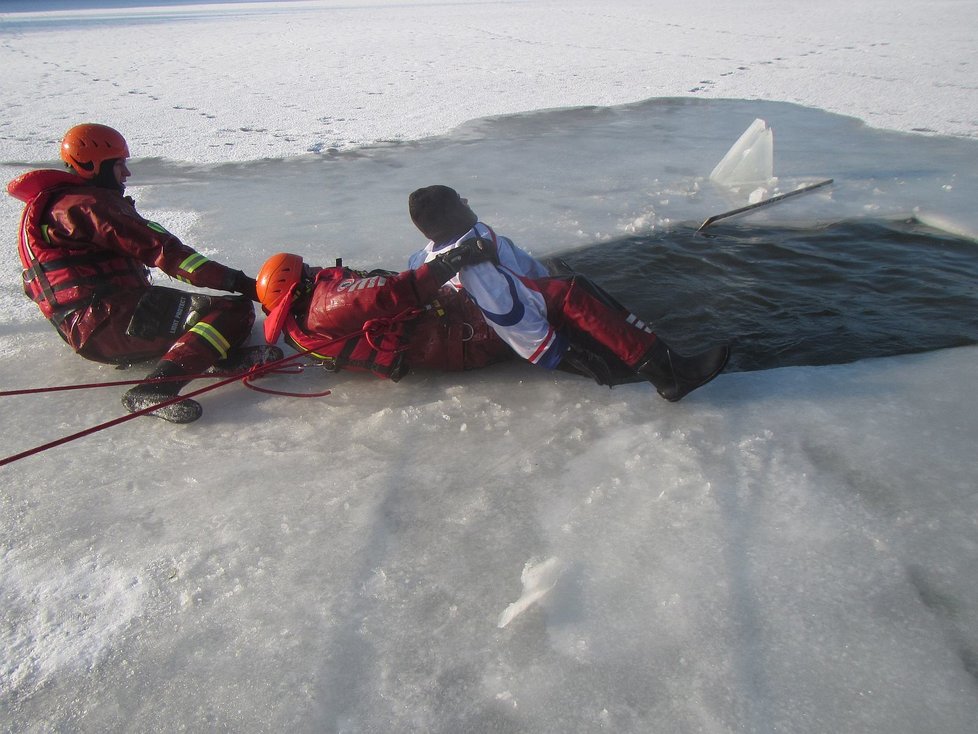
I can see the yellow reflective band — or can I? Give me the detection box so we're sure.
[146,221,170,235]
[189,322,231,358]
[179,253,210,273]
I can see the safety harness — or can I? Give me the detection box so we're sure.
[264,267,422,381]
[13,170,149,325]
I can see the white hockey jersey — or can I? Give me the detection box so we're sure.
[407,223,567,368]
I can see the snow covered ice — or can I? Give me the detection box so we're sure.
[2,1,978,732]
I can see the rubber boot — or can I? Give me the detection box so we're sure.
[636,338,730,402]
[121,360,202,423]
[559,343,616,388]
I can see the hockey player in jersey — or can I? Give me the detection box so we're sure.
[256,242,512,379]
[407,185,730,401]
[8,123,274,423]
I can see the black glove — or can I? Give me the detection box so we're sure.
[428,237,499,284]
[229,270,259,301]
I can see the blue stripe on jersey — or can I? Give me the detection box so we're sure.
[474,271,526,327]
[536,332,568,369]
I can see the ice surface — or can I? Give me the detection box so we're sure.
[2,2,978,732]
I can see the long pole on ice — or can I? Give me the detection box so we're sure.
[696,178,834,232]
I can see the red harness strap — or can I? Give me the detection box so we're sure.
[17,185,148,323]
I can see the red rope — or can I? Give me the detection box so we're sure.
[0,370,247,468]
[363,307,421,352]
[0,371,243,397]
[0,327,369,468]
[242,365,333,398]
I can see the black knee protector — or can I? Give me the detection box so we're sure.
[126,287,213,340]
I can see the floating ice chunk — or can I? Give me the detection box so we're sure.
[710,118,776,190]
[748,186,770,204]
[497,557,563,628]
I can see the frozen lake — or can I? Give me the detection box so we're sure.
[3,2,978,732]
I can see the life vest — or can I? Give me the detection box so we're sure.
[262,264,512,379]
[283,313,411,380]
[284,289,507,378]
[262,267,415,381]
[10,170,149,322]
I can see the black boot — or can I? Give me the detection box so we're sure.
[559,343,616,388]
[636,339,730,402]
[122,360,202,423]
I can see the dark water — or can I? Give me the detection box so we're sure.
[113,97,978,376]
[558,218,978,373]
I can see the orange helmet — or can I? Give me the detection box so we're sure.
[60,124,130,179]
[257,253,305,310]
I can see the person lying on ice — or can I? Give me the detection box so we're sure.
[257,235,727,401]
[406,185,730,401]
[7,123,278,424]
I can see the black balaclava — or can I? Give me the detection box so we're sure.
[408,185,478,244]
[90,158,125,193]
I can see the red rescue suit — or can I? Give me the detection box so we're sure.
[8,169,254,370]
[263,262,514,380]
[264,258,660,383]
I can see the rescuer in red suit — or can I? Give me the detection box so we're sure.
[8,123,272,423]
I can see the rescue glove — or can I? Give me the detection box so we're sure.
[228,270,260,301]
[428,237,499,284]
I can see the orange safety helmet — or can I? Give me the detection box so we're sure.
[60,123,130,179]
[256,252,305,310]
